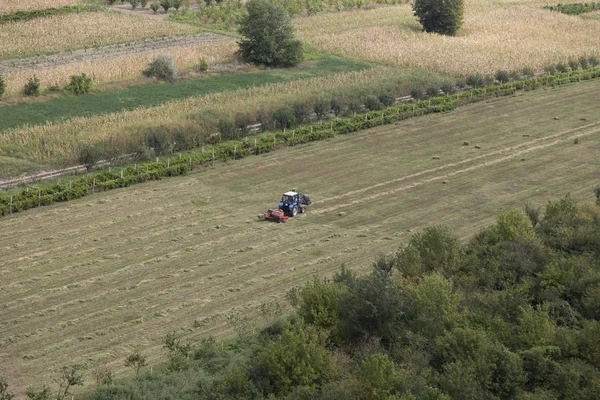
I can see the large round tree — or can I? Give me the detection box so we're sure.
[413,0,464,36]
[237,0,303,67]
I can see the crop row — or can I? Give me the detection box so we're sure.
[2,66,599,217]
[0,5,98,24]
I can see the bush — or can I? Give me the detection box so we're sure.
[172,0,183,10]
[219,118,237,140]
[66,73,93,95]
[150,1,160,12]
[143,55,177,82]
[330,98,345,116]
[521,67,534,78]
[237,0,303,67]
[589,56,600,67]
[144,126,171,155]
[23,76,40,96]
[140,0,148,7]
[556,62,569,73]
[273,107,296,129]
[363,95,383,111]
[196,58,210,72]
[313,99,330,120]
[78,144,103,172]
[293,102,312,124]
[495,70,510,83]
[159,0,171,12]
[579,56,589,69]
[568,59,580,71]
[0,75,5,99]
[466,74,484,88]
[129,0,140,9]
[441,82,456,94]
[544,64,557,74]
[410,87,424,100]
[413,0,464,35]
[234,113,253,135]
[425,86,440,98]
[378,91,396,107]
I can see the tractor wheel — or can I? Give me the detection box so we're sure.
[292,206,298,217]
[300,207,305,214]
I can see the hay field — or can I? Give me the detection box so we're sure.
[1,81,599,395]
[0,11,196,59]
[295,0,600,75]
[1,41,237,97]
[0,0,79,14]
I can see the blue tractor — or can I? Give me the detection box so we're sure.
[279,191,311,217]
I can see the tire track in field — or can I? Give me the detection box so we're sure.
[314,122,600,214]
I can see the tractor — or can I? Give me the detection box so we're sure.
[264,191,311,222]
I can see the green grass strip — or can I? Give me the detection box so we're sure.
[0,5,100,24]
[2,66,600,218]
[544,2,600,15]
[0,58,371,132]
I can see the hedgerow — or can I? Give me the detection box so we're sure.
[2,66,600,218]
[544,2,600,15]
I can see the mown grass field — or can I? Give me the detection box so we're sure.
[1,80,599,395]
[0,58,371,132]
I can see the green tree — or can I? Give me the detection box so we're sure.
[495,210,536,242]
[294,277,346,336]
[237,0,303,67]
[413,0,464,35]
[124,350,147,375]
[256,323,332,394]
[66,73,93,95]
[517,305,556,347]
[54,365,84,400]
[0,75,5,99]
[357,353,402,400]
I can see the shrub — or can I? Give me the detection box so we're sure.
[378,91,396,107]
[521,67,534,78]
[144,126,171,155]
[237,0,303,67]
[293,102,312,124]
[568,59,580,71]
[150,1,160,12]
[410,87,424,100]
[495,70,510,83]
[256,109,273,132]
[159,0,171,12]
[219,118,237,140]
[234,112,253,135]
[23,76,40,96]
[78,144,103,172]
[363,95,383,111]
[330,98,345,116]
[129,0,140,9]
[172,0,183,10]
[579,56,589,69]
[143,55,177,82]
[544,64,557,74]
[196,58,210,72]
[589,56,600,67]
[413,0,464,35]
[425,86,440,98]
[440,82,456,94]
[556,62,569,73]
[313,99,330,120]
[273,107,296,129]
[0,75,5,99]
[66,73,93,95]
[140,0,148,7]
[347,99,362,114]
[466,74,484,88]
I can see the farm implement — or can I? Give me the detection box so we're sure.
[263,191,311,222]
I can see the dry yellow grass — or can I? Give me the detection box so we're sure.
[2,42,237,96]
[0,11,196,59]
[0,67,441,164]
[295,1,600,75]
[0,0,79,14]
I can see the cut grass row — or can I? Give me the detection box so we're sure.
[1,80,599,395]
[0,58,372,132]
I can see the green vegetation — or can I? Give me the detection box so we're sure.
[413,0,464,35]
[0,75,5,99]
[65,73,94,95]
[544,2,600,15]
[23,76,40,96]
[237,0,303,67]
[0,5,99,24]
[143,55,178,82]
[0,58,371,132]
[74,195,600,399]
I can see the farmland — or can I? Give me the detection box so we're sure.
[295,1,600,75]
[1,81,599,394]
[0,11,197,59]
[0,0,79,14]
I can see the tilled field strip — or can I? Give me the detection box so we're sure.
[0,33,235,74]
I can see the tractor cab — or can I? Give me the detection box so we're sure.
[280,191,299,208]
[265,190,311,222]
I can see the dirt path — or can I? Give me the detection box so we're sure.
[0,33,235,74]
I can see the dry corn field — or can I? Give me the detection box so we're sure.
[0,0,79,14]
[0,11,196,59]
[295,0,600,76]
[0,67,443,165]
[0,41,237,96]
[1,81,599,395]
